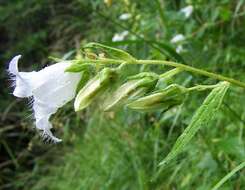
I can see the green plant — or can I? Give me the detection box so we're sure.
[10,42,245,189]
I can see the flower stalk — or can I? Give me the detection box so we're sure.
[78,58,245,89]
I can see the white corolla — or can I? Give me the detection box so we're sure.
[8,55,81,142]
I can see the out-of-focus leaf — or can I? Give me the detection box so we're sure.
[151,41,186,63]
[105,40,186,63]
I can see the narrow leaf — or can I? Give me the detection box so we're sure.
[211,161,245,190]
[159,82,230,166]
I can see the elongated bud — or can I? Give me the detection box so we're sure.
[84,42,136,62]
[74,68,116,111]
[103,72,159,111]
[127,84,188,112]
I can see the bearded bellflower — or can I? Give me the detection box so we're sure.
[8,55,81,142]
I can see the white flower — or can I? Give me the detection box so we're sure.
[170,34,186,53]
[176,45,184,53]
[8,55,81,142]
[112,31,129,42]
[119,13,131,20]
[180,5,193,18]
[170,34,185,43]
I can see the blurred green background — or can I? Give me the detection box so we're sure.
[1,0,245,189]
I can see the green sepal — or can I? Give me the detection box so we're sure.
[65,62,94,73]
[127,72,159,80]
[127,84,187,112]
[84,42,136,62]
[103,72,159,111]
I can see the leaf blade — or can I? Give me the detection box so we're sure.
[159,81,230,166]
[151,82,230,182]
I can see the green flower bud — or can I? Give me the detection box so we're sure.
[127,84,188,112]
[103,72,159,111]
[74,68,117,111]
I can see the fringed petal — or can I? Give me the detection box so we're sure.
[8,55,35,98]
[36,117,62,143]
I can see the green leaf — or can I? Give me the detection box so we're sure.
[84,42,136,62]
[158,82,230,166]
[105,40,185,63]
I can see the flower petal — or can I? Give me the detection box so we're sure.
[8,55,21,75]
[30,63,81,141]
[8,56,81,142]
[8,55,36,98]
[36,117,62,143]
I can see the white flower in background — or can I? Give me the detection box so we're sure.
[170,34,186,53]
[176,45,184,53]
[119,13,131,20]
[112,31,129,42]
[170,34,185,43]
[180,5,193,18]
[8,55,81,142]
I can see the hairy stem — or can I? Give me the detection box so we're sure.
[79,58,245,89]
[136,60,245,88]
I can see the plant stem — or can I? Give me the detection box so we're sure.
[79,58,245,89]
[136,60,245,89]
